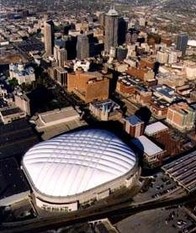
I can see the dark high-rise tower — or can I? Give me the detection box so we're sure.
[176,33,188,56]
[44,20,55,57]
[104,6,119,53]
[118,17,128,45]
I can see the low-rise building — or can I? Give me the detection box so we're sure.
[166,102,196,131]
[134,86,152,105]
[89,99,122,121]
[35,107,80,130]
[157,72,186,89]
[14,93,31,115]
[0,106,26,124]
[9,63,35,85]
[126,67,155,83]
[144,121,169,137]
[67,70,110,103]
[131,135,165,167]
[152,84,177,103]
[150,100,168,119]
[139,57,156,69]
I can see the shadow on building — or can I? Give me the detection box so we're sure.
[135,106,152,125]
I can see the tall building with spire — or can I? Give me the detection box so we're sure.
[44,20,55,57]
[104,6,119,53]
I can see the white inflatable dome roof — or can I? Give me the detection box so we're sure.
[23,129,136,197]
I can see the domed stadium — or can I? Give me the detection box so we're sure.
[22,129,139,212]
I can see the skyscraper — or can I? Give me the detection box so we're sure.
[54,45,67,67]
[118,17,128,45]
[104,6,119,53]
[176,33,188,56]
[44,20,54,57]
[76,33,89,60]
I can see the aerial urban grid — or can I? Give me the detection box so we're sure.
[0,0,196,232]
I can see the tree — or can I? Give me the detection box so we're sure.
[9,78,18,88]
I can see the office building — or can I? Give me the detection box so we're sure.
[49,67,67,87]
[176,33,188,56]
[168,50,178,64]
[157,51,168,64]
[131,135,165,167]
[118,17,128,46]
[105,6,119,53]
[76,33,90,60]
[44,20,54,56]
[54,45,67,68]
[124,115,144,138]
[55,67,67,87]
[166,102,195,131]
[98,11,105,28]
[116,46,128,62]
[67,70,110,103]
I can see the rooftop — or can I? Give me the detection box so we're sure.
[169,102,194,113]
[91,99,120,112]
[152,85,175,99]
[0,107,23,116]
[131,135,163,157]
[145,121,168,136]
[126,115,143,126]
[23,129,137,197]
[38,107,80,124]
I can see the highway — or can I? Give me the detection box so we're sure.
[1,191,195,233]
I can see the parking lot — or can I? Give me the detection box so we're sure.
[134,172,186,202]
[116,205,196,233]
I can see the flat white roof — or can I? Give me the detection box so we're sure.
[39,107,79,124]
[23,129,137,197]
[145,121,168,136]
[188,40,196,47]
[131,135,163,156]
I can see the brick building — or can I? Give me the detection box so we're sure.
[67,70,110,103]
[126,67,155,83]
[166,102,195,131]
[139,57,156,69]
[150,101,168,119]
[124,115,144,138]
